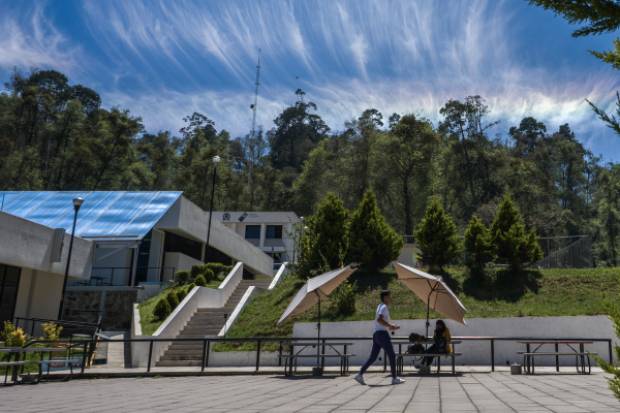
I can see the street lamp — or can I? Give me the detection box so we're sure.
[57,196,84,320]
[204,155,221,263]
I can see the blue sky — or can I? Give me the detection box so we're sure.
[1,0,619,161]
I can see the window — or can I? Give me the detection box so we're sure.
[266,225,283,239]
[245,225,261,239]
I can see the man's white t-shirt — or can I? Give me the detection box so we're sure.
[374,303,390,332]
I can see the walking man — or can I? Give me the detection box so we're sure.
[354,290,405,385]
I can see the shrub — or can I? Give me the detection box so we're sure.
[464,215,495,280]
[348,191,403,272]
[1,321,28,347]
[201,268,216,283]
[298,193,349,278]
[330,281,356,317]
[41,321,63,342]
[175,270,190,284]
[166,291,179,309]
[415,197,461,273]
[190,265,203,280]
[490,194,543,274]
[176,288,187,302]
[194,274,207,287]
[205,262,231,277]
[596,305,620,399]
[190,265,216,283]
[153,299,172,321]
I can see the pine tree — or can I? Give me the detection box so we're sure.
[415,197,461,273]
[298,193,349,278]
[348,191,403,271]
[490,194,543,274]
[464,215,495,280]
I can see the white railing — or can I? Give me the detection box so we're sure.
[146,262,244,365]
[268,262,288,290]
[217,286,258,336]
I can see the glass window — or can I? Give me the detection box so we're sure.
[245,225,261,239]
[266,225,283,239]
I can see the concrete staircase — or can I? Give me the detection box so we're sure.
[157,279,270,366]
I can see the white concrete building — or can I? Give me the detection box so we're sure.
[1,192,274,287]
[0,211,93,324]
[213,211,301,267]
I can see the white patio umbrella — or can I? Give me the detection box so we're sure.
[277,264,358,371]
[393,262,467,339]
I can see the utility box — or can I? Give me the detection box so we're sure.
[510,363,522,375]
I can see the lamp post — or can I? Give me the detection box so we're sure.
[57,197,84,320]
[204,155,221,263]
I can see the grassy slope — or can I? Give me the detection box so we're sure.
[226,267,620,340]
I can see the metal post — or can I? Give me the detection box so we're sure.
[147,340,153,373]
[81,341,87,374]
[314,291,321,375]
[58,198,83,320]
[555,343,559,371]
[204,156,220,262]
[205,341,210,367]
[608,339,614,364]
[491,339,495,372]
[201,339,208,373]
[256,339,261,372]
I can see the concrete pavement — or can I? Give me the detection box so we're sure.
[3,372,619,412]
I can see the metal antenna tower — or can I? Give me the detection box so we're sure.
[248,49,261,209]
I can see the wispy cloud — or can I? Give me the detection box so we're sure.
[1,0,618,158]
[0,5,78,70]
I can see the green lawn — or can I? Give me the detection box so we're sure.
[225,266,620,341]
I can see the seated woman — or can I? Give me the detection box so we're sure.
[416,320,451,373]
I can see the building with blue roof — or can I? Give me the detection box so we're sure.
[0,191,274,287]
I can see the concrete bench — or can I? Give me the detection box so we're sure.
[282,354,355,376]
[518,351,597,374]
[397,352,462,375]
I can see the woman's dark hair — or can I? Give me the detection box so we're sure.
[436,319,446,331]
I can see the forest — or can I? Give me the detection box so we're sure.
[0,70,618,266]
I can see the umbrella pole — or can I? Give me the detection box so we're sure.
[425,296,431,349]
[314,291,322,376]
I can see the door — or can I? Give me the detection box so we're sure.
[0,264,21,325]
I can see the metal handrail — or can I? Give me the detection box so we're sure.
[22,334,613,375]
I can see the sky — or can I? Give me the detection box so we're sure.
[1,0,619,161]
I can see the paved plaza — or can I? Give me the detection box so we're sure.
[3,372,619,413]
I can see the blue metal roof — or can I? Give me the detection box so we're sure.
[0,191,182,240]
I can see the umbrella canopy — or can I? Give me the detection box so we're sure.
[394,262,467,325]
[277,265,357,325]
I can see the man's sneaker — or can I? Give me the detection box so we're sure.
[353,374,366,385]
[391,377,406,385]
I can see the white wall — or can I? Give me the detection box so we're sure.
[156,198,273,276]
[293,316,619,367]
[0,211,92,280]
[13,268,64,322]
[163,252,203,279]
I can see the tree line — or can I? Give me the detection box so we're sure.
[0,70,618,266]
